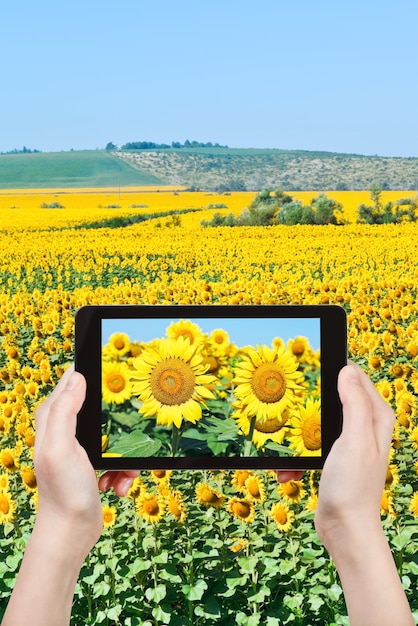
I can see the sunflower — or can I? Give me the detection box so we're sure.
[0,491,16,523]
[102,360,132,405]
[228,497,255,523]
[0,448,20,472]
[277,480,305,504]
[20,466,37,492]
[166,489,187,523]
[286,398,322,456]
[410,427,418,451]
[208,328,230,356]
[195,483,225,509]
[380,490,396,518]
[410,492,418,517]
[270,502,294,532]
[136,492,165,523]
[102,505,117,528]
[287,336,309,361]
[234,408,290,448]
[232,345,305,423]
[375,380,394,403]
[231,470,253,493]
[166,319,205,346]
[0,474,10,491]
[229,538,249,552]
[150,469,172,484]
[305,493,318,512]
[108,333,131,358]
[126,476,146,500]
[385,464,399,489]
[244,474,266,503]
[130,336,216,429]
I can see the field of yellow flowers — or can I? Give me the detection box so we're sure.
[0,188,417,625]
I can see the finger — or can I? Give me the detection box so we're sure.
[342,363,395,453]
[40,371,86,452]
[35,365,74,447]
[98,471,139,496]
[276,470,304,483]
[337,364,375,447]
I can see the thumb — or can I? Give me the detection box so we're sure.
[41,371,86,448]
[337,363,374,446]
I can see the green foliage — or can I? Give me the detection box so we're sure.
[357,186,418,224]
[201,191,343,227]
[40,201,65,209]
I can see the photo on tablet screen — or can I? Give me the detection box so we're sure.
[101,317,321,460]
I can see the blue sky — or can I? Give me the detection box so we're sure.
[102,317,321,352]
[1,0,417,156]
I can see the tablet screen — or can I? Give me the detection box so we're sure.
[101,317,321,460]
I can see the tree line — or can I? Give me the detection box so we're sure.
[106,140,229,151]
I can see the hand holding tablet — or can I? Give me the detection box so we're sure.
[75,304,347,470]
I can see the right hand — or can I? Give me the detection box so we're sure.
[314,361,395,550]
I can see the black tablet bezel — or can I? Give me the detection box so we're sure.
[75,304,346,470]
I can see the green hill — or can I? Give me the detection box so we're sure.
[0,150,163,189]
[1,147,418,190]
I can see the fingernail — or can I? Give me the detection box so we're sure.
[65,371,80,391]
[345,364,360,383]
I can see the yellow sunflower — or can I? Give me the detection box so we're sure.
[231,470,253,493]
[277,480,305,504]
[380,490,397,518]
[166,319,205,346]
[108,332,131,358]
[136,492,165,523]
[0,491,16,523]
[208,328,230,356]
[409,492,418,517]
[228,497,255,523]
[130,336,216,429]
[166,489,187,523]
[102,360,132,405]
[20,466,37,492]
[102,505,117,528]
[234,408,290,448]
[286,398,322,456]
[150,469,172,484]
[229,538,249,552]
[244,474,266,503]
[270,501,294,532]
[385,464,400,489]
[0,448,20,472]
[232,345,305,423]
[195,483,225,509]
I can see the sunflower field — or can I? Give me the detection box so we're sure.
[0,188,418,625]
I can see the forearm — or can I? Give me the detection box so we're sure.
[2,520,88,626]
[327,523,414,626]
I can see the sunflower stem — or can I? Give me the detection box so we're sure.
[243,415,257,457]
[171,424,180,456]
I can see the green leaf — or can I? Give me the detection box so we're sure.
[145,583,167,603]
[108,430,162,456]
[109,410,140,428]
[263,441,299,456]
[182,579,208,601]
[194,597,221,619]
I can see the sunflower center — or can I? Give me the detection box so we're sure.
[200,487,220,504]
[176,330,195,344]
[150,358,196,406]
[292,340,305,356]
[301,416,321,451]
[251,362,287,404]
[114,338,126,350]
[106,373,126,394]
[0,496,10,515]
[274,507,288,525]
[232,501,252,519]
[143,499,160,516]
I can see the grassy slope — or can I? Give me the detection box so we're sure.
[0,150,164,189]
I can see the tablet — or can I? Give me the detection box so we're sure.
[75,304,346,470]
